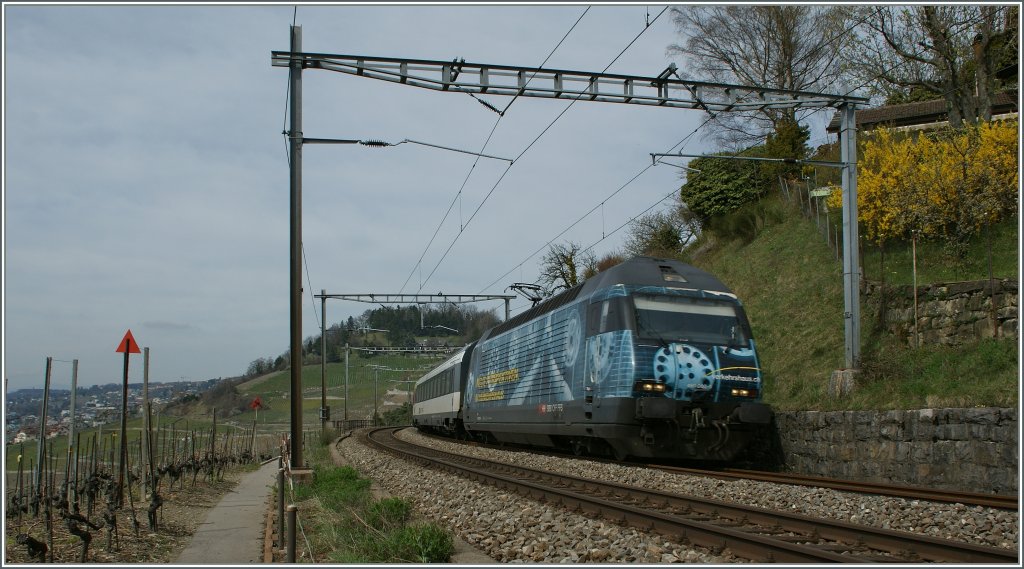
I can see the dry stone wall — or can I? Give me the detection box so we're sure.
[864,279,1018,346]
[773,407,1018,494]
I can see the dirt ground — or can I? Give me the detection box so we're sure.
[4,469,245,564]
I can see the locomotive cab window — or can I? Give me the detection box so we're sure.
[633,295,750,346]
[585,297,633,336]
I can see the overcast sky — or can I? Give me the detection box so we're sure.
[3,3,841,392]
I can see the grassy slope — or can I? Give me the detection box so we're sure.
[861,217,1019,285]
[692,199,1018,412]
[233,353,450,426]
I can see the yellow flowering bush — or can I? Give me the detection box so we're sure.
[827,120,1018,247]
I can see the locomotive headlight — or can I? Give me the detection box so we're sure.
[634,380,668,393]
[730,388,757,398]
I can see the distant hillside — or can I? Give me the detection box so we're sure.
[161,376,251,418]
[685,195,1018,412]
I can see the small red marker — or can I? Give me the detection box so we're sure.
[115,329,141,354]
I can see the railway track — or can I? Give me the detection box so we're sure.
[367,427,1017,564]
[422,431,1018,511]
[652,465,1019,511]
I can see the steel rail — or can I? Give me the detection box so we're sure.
[653,465,1020,511]
[364,428,848,563]
[424,431,1019,511]
[366,428,1017,564]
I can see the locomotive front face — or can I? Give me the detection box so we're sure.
[633,293,762,404]
[583,286,772,460]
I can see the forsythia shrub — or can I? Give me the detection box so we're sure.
[827,120,1018,247]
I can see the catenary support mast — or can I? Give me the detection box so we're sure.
[287,25,304,469]
[840,104,861,368]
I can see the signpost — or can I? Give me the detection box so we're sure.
[115,329,141,507]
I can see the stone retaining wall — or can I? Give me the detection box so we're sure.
[773,407,1018,494]
[863,279,1018,346]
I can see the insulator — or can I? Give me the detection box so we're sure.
[474,96,504,116]
[360,139,392,147]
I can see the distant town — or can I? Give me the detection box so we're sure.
[4,378,221,445]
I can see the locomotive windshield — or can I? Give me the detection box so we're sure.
[633,295,750,346]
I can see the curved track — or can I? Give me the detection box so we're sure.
[424,431,1018,510]
[650,465,1019,511]
[366,427,1017,564]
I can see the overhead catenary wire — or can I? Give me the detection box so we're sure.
[396,114,504,294]
[497,183,691,321]
[302,241,319,324]
[397,6,591,295]
[477,110,716,294]
[665,5,876,145]
[391,139,513,162]
[777,6,957,132]
[581,185,684,257]
[482,8,931,315]
[500,8,926,294]
[415,7,670,294]
[498,6,591,115]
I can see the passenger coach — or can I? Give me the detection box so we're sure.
[411,344,474,436]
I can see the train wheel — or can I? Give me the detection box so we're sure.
[605,441,628,461]
[571,439,587,457]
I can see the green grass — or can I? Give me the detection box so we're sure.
[234,353,450,426]
[689,195,1019,412]
[854,337,1018,409]
[694,198,846,410]
[289,442,454,563]
[861,217,1018,285]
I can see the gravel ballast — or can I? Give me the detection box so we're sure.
[337,428,1018,563]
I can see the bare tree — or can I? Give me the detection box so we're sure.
[537,242,596,297]
[848,5,1016,127]
[668,5,854,146]
[623,203,699,258]
[583,253,626,280]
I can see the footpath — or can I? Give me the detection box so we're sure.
[174,433,494,564]
[175,459,279,564]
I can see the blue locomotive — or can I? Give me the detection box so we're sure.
[412,256,772,461]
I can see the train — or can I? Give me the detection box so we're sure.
[411,256,772,462]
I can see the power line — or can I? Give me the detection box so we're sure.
[302,241,319,325]
[477,111,716,294]
[580,185,683,257]
[500,6,591,115]
[398,7,591,294]
[397,115,503,295]
[416,7,669,293]
[281,9,300,166]
[793,7,991,136]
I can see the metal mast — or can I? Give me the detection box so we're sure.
[287,25,304,469]
[839,104,861,368]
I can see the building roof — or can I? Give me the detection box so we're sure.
[826,91,1018,133]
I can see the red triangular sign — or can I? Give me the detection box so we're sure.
[116,329,141,354]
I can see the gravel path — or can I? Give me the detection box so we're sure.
[337,428,1018,563]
